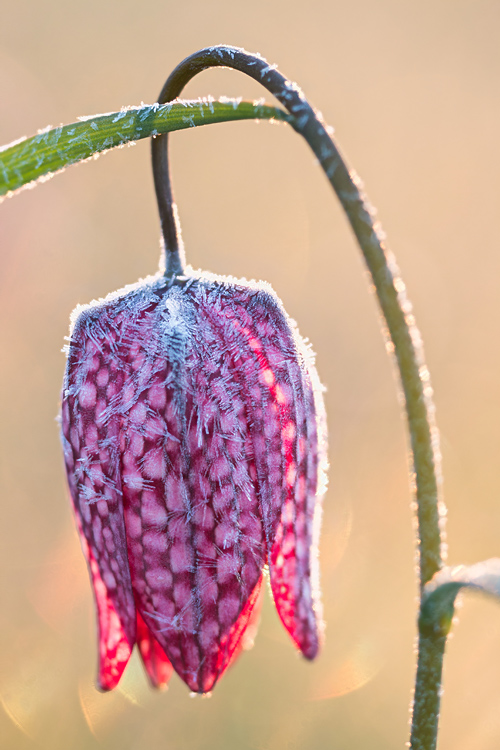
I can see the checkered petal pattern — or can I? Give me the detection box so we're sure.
[61,270,327,693]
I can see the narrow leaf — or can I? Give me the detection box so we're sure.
[0,98,289,201]
[421,559,500,635]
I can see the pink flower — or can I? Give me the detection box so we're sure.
[61,269,327,694]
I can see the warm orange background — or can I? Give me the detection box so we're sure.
[1,2,500,749]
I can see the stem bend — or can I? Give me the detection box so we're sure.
[152,46,446,749]
[153,43,444,583]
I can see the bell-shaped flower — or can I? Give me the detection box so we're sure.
[61,269,327,694]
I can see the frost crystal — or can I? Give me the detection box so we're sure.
[61,268,327,693]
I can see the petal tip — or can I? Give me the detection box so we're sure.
[301,642,320,661]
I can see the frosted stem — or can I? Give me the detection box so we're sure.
[152,45,446,749]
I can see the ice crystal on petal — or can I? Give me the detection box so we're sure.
[61,268,327,693]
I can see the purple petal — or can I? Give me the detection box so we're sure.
[136,611,173,689]
[61,312,137,689]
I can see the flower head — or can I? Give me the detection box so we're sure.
[61,269,327,694]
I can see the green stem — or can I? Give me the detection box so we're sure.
[150,45,445,750]
[409,633,447,750]
[0,99,290,199]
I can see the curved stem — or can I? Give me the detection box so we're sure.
[152,45,446,749]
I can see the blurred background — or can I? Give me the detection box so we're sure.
[1,1,500,748]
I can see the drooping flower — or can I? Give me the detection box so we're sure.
[61,268,327,694]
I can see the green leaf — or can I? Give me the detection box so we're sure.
[420,559,500,636]
[0,98,290,200]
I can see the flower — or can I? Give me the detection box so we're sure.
[61,268,327,694]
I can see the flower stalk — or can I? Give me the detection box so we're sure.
[151,45,445,749]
